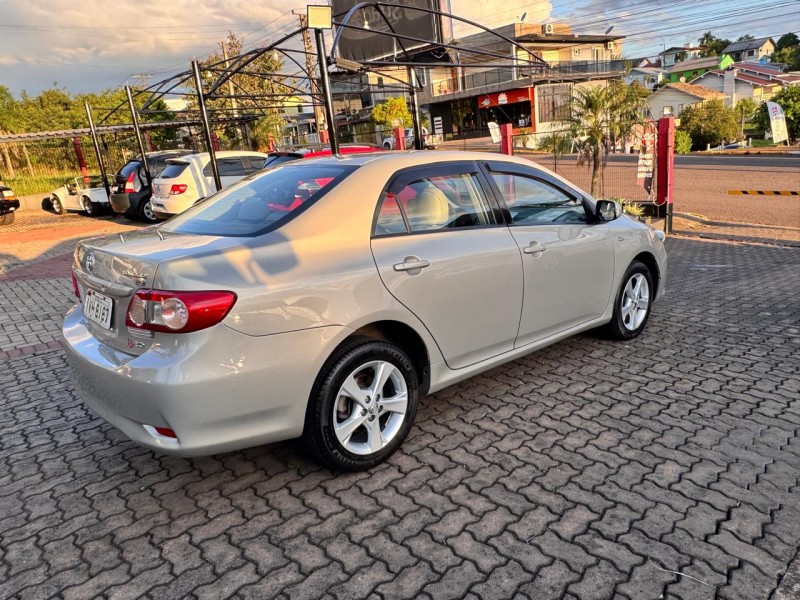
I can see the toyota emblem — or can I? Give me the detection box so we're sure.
[86,252,96,272]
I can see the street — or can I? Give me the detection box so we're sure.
[0,213,799,599]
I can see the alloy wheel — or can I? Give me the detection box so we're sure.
[332,360,408,455]
[621,273,650,331]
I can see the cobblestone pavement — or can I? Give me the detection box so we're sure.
[0,233,799,599]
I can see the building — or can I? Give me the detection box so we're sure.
[666,55,734,83]
[646,82,727,118]
[660,45,705,67]
[690,63,800,106]
[625,67,667,90]
[722,38,777,63]
[419,23,627,139]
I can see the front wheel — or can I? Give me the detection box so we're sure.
[605,261,653,340]
[51,195,65,215]
[303,340,419,471]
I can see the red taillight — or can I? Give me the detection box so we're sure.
[124,171,136,193]
[170,184,187,195]
[72,272,80,299]
[154,427,177,439]
[125,289,237,334]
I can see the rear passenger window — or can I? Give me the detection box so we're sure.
[374,172,493,236]
[217,158,246,177]
[242,157,264,174]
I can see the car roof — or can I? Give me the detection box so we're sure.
[177,150,270,160]
[297,150,536,169]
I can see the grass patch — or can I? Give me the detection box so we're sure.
[4,173,75,197]
[749,139,776,148]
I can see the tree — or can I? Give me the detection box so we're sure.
[674,130,693,154]
[678,99,739,149]
[770,47,800,70]
[754,86,800,143]
[736,34,755,42]
[776,33,799,50]
[734,98,758,137]
[371,96,412,130]
[698,32,732,57]
[565,81,646,196]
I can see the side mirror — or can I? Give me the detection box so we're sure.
[596,199,622,222]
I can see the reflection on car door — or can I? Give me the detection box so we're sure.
[371,163,523,370]
[485,164,614,347]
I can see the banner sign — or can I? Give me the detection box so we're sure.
[637,120,656,196]
[767,101,789,144]
[478,89,530,109]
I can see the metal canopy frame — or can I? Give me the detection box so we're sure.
[86,3,556,186]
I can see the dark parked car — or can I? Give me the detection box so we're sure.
[0,184,20,225]
[109,150,191,223]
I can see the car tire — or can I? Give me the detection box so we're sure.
[303,339,419,471]
[605,260,653,340]
[82,196,94,216]
[0,212,14,226]
[51,195,65,215]
[138,198,158,223]
[383,142,392,149]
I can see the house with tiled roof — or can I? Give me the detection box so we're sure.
[690,63,800,106]
[722,37,777,63]
[666,54,734,83]
[659,45,706,67]
[645,82,727,118]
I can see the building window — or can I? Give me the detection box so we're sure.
[663,105,673,116]
[574,48,581,56]
[747,49,756,57]
[537,84,572,123]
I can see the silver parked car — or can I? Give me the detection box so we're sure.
[64,151,666,470]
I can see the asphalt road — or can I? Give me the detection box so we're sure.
[604,154,800,169]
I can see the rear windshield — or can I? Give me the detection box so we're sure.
[117,161,141,179]
[263,154,302,168]
[159,163,189,179]
[160,164,356,237]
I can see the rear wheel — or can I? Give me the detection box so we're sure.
[51,195,65,215]
[82,196,94,216]
[303,340,419,471]
[605,261,653,340]
[138,198,158,223]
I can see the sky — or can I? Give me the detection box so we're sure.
[0,0,796,96]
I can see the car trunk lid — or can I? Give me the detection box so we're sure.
[74,228,242,355]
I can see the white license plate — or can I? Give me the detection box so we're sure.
[84,290,113,329]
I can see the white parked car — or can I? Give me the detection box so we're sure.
[49,176,110,216]
[382,127,440,150]
[149,151,268,219]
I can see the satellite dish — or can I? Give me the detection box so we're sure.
[605,25,615,34]
[519,11,527,23]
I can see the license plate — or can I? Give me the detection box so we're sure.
[84,290,113,329]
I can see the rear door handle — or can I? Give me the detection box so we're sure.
[393,257,431,273]
[523,242,546,255]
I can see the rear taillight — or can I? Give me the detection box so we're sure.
[125,290,237,334]
[170,184,187,195]
[154,426,177,438]
[124,171,136,193]
[72,272,80,299]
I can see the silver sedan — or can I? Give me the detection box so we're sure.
[64,151,666,470]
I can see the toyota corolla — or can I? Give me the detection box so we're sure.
[64,151,666,470]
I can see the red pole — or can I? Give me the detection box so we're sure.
[72,136,89,185]
[656,116,675,233]
[393,127,406,150]
[500,123,514,156]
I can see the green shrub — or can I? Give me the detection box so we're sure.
[675,130,693,154]
[605,196,645,217]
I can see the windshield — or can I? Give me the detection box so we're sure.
[160,163,356,237]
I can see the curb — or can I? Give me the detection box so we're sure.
[675,212,800,232]
[671,230,800,248]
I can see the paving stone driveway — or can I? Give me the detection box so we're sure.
[0,237,798,600]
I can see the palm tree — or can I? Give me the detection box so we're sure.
[566,82,646,197]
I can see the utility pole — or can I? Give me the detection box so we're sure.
[297,11,326,143]
[220,41,243,144]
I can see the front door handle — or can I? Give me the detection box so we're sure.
[523,242,547,255]
[393,256,431,273]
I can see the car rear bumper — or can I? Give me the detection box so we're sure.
[63,304,345,457]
